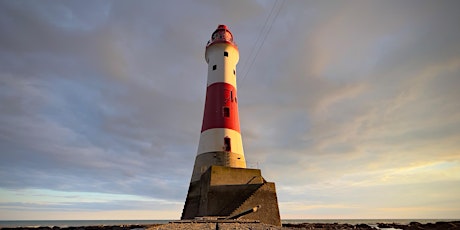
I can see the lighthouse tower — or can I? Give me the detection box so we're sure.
[191,25,246,183]
[181,25,280,226]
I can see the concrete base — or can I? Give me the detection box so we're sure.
[190,151,246,182]
[181,166,281,226]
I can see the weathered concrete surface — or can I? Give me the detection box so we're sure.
[205,166,264,186]
[181,166,281,226]
[229,182,280,227]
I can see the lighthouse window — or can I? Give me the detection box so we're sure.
[213,65,216,70]
[224,137,231,152]
[223,107,230,117]
[224,51,228,57]
[233,69,235,75]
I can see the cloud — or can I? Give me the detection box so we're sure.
[1,0,460,220]
[235,1,460,219]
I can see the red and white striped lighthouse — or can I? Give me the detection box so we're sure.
[190,25,246,182]
[182,25,281,225]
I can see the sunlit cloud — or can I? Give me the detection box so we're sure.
[1,0,460,220]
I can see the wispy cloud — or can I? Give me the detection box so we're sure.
[1,0,460,220]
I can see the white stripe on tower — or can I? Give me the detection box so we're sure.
[190,25,246,182]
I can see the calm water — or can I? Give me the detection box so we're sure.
[0,219,458,228]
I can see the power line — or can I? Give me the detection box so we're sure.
[238,0,285,87]
[239,0,279,80]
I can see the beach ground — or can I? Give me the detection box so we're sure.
[2,221,460,230]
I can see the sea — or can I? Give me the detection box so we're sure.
[0,219,458,228]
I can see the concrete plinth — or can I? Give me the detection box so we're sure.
[181,166,281,226]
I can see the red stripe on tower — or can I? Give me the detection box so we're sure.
[201,82,240,132]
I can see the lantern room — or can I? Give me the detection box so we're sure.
[207,24,237,48]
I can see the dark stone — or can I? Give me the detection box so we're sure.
[282,222,378,229]
[375,221,460,230]
[355,223,373,229]
[37,227,51,230]
[434,221,460,230]
[378,222,407,229]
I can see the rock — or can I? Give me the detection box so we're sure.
[281,222,377,229]
[355,223,373,229]
[376,221,460,230]
[377,222,407,229]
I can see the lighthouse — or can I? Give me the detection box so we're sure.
[181,25,281,226]
[191,24,246,183]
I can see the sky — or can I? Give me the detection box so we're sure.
[1,0,460,220]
